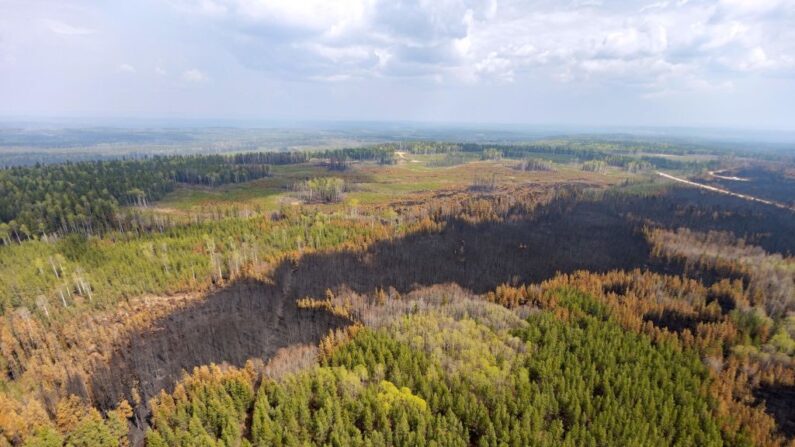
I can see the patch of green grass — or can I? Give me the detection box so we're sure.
[142,159,636,215]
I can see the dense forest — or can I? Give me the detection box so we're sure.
[0,156,271,237]
[0,141,794,446]
[146,288,732,446]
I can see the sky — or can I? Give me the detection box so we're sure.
[1,0,794,129]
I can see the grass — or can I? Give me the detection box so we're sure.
[153,164,332,211]
[139,158,638,217]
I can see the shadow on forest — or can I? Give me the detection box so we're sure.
[89,279,350,413]
[754,384,795,437]
[277,186,795,302]
[642,309,706,333]
[276,200,660,300]
[620,187,795,256]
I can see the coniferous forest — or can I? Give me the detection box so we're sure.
[0,138,794,447]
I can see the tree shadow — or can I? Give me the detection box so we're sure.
[754,383,795,438]
[276,199,657,300]
[90,279,349,414]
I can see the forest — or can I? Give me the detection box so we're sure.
[0,156,270,237]
[0,138,793,446]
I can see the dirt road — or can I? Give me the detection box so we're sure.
[656,171,794,212]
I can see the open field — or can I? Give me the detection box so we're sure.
[147,156,642,218]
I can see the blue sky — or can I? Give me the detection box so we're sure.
[1,0,794,129]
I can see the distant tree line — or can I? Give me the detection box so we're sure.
[385,139,716,172]
[230,151,310,165]
[318,147,398,169]
[455,142,717,171]
[402,141,462,154]
[236,147,397,171]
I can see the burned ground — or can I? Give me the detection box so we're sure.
[754,383,795,438]
[89,279,349,415]
[279,199,658,300]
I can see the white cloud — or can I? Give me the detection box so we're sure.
[699,21,748,50]
[718,0,789,17]
[3,0,794,126]
[182,68,208,82]
[597,25,668,58]
[42,19,95,36]
[729,46,795,72]
[156,0,794,98]
[640,2,669,13]
[474,52,514,82]
[175,0,372,34]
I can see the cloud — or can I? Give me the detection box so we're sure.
[182,68,208,82]
[729,47,795,72]
[165,0,793,96]
[172,0,495,78]
[717,0,789,18]
[42,19,95,36]
[2,0,793,127]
